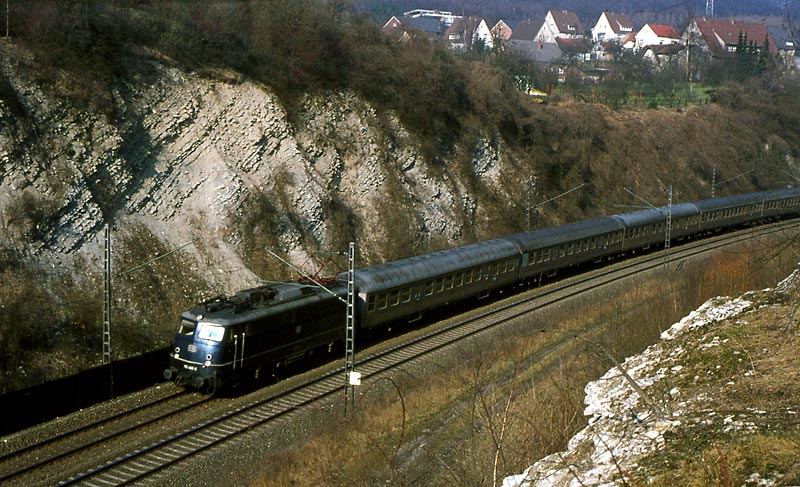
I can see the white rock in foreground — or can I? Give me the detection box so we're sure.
[502,296,753,487]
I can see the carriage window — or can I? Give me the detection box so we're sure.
[367,295,377,311]
[465,270,473,284]
[179,320,197,335]
[424,281,434,296]
[543,249,551,261]
[436,277,444,292]
[401,288,412,302]
[389,289,400,306]
[445,275,454,289]
[197,322,225,342]
[455,273,464,287]
[377,293,388,309]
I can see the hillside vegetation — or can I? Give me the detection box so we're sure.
[1,1,800,393]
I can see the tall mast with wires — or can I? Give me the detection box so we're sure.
[706,0,714,18]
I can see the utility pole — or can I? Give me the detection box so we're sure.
[344,242,358,414]
[103,223,112,365]
[664,185,673,264]
[525,176,536,232]
[706,0,714,18]
[102,223,114,397]
[711,164,717,198]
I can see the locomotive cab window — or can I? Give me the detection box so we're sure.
[197,322,225,342]
[179,320,197,335]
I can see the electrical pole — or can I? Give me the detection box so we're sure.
[706,0,714,18]
[344,242,358,414]
[664,185,673,264]
[526,176,536,232]
[102,223,114,397]
[103,223,112,365]
[711,164,716,198]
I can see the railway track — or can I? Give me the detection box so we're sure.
[0,390,212,486]
[6,220,799,486]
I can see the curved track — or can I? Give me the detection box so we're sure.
[8,220,800,486]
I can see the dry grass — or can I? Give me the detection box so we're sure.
[247,234,800,486]
[640,291,800,487]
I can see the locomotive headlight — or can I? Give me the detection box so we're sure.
[174,347,180,358]
[204,360,211,367]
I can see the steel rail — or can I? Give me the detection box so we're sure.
[0,392,210,485]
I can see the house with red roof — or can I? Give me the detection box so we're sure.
[635,24,682,51]
[682,17,778,57]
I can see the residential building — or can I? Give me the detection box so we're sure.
[491,20,518,42]
[636,24,682,50]
[444,17,494,51]
[641,43,686,67]
[403,9,460,27]
[508,19,563,63]
[682,17,778,57]
[591,12,634,42]
[544,10,585,39]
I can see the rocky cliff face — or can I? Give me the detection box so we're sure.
[0,44,511,296]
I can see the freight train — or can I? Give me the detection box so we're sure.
[163,188,800,393]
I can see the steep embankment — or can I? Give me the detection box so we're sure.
[0,39,798,390]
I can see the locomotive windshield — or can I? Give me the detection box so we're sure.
[197,322,225,342]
